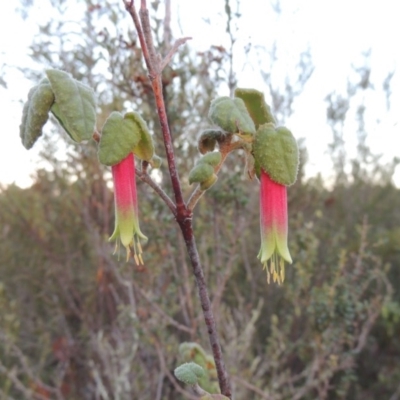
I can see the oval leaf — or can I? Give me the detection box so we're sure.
[98,112,141,166]
[198,152,222,167]
[200,174,218,190]
[188,163,214,185]
[46,69,96,142]
[234,88,275,128]
[208,97,255,135]
[19,82,55,149]
[174,362,205,385]
[124,112,154,161]
[253,124,299,186]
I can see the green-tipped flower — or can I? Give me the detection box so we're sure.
[109,152,147,264]
[258,169,292,284]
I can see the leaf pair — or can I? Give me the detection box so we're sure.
[20,69,97,149]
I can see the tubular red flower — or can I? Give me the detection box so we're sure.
[258,169,292,284]
[109,152,147,264]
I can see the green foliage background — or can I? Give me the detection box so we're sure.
[0,1,399,399]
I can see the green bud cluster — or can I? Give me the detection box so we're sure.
[230,87,299,186]
[174,362,205,385]
[19,69,97,150]
[188,152,222,190]
[205,89,299,187]
[179,342,219,394]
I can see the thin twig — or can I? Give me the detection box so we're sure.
[154,340,199,400]
[136,167,177,216]
[163,0,172,46]
[155,370,165,400]
[231,375,272,399]
[124,0,152,72]
[389,382,400,400]
[123,1,232,397]
[137,1,186,211]
[187,140,243,210]
[178,219,232,398]
[133,281,194,334]
[139,1,160,75]
[160,37,192,71]
[0,361,49,400]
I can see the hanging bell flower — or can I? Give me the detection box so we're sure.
[252,123,299,283]
[258,169,292,284]
[98,111,156,264]
[109,152,147,264]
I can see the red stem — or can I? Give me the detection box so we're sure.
[124,1,232,397]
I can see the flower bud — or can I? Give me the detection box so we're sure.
[198,129,225,154]
[174,362,205,385]
[189,163,215,185]
[198,152,222,167]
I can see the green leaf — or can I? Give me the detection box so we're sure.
[253,124,299,186]
[188,164,215,185]
[234,88,275,128]
[98,112,141,166]
[174,362,205,385]
[198,152,222,167]
[208,97,256,135]
[200,174,218,190]
[124,112,154,161]
[19,81,55,149]
[45,69,96,142]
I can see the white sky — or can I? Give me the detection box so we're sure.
[1,0,399,188]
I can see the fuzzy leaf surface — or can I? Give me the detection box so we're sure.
[124,112,154,161]
[46,69,96,142]
[19,82,54,149]
[234,88,275,128]
[98,112,141,166]
[253,124,299,186]
[208,97,255,135]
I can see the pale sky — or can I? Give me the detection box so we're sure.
[1,0,399,188]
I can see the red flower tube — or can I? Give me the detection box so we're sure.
[109,152,147,264]
[258,169,292,284]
